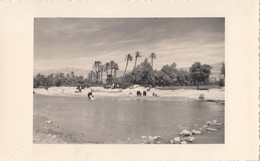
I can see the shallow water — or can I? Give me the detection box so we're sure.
[34,94,224,143]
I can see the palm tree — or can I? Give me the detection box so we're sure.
[99,64,105,83]
[133,51,141,70]
[110,60,116,76]
[93,61,101,81]
[105,62,110,79]
[150,53,156,69]
[113,63,119,79]
[123,54,133,76]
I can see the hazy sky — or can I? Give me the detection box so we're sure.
[34,18,224,71]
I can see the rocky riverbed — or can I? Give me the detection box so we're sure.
[34,114,224,144]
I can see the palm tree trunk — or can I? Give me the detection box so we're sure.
[133,58,137,69]
[114,69,118,78]
[101,71,103,83]
[123,60,129,76]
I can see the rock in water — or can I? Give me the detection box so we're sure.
[212,122,222,126]
[173,137,181,144]
[181,141,187,144]
[206,121,211,125]
[191,130,202,135]
[202,125,208,129]
[151,136,161,141]
[206,128,217,132]
[141,136,147,139]
[45,120,52,124]
[180,130,192,136]
[187,136,195,142]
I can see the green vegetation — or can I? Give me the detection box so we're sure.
[34,53,225,89]
[219,62,225,87]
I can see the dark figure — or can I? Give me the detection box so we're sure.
[143,91,147,96]
[79,86,82,92]
[88,91,94,99]
[137,90,142,96]
[77,86,82,92]
[199,94,204,101]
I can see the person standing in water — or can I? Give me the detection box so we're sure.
[88,91,94,99]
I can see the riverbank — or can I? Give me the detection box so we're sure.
[33,85,224,102]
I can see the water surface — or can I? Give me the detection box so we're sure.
[34,94,224,143]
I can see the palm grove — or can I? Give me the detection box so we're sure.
[34,52,225,89]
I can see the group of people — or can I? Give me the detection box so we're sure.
[136,90,158,97]
[76,86,94,99]
[77,86,162,99]
[136,90,147,96]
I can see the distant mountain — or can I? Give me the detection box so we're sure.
[34,67,91,78]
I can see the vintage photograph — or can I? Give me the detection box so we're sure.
[33,18,225,144]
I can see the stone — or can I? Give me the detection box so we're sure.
[202,125,208,129]
[45,120,52,124]
[151,136,161,141]
[181,141,187,144]
[170,140,174,144]
[173,137,181,144]
[206,128,217,132]
[206,121,211,125]
[187,136,195,142]
[213,120,218,123]
[191,130,202,135]
[148,136,152,139]
[141,136,147,139]
[212,122,222,126]
[157,141,161,144]
[180,130,192,136]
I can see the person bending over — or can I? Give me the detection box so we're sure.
[88,91,94,99]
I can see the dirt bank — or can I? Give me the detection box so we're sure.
[33,85,224,102]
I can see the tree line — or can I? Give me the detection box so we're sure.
[34,52,225,88]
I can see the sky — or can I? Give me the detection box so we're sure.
[34,18,224,71]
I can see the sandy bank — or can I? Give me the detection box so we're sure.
[33,85,224,102]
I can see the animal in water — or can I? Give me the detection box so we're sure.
[137,90,142,96]
[143,91,147,96]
